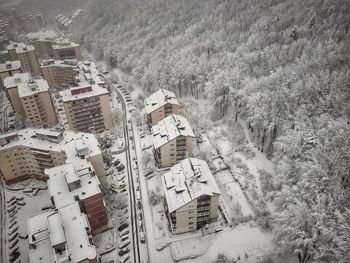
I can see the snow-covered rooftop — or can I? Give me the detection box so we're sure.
[6,42,26,51]
[18,77,49,97]
[46,160,102,209]
[0,128,102,161]
[40,59,76,69]
[151,114,195,149]
[162,158,221,213]
[26,30,57,42]
[0,60,21,73]
[60,85,109,102]
[145,89,179,114]
[28,202,97,263]
[52,40,79,50]
[4,72,31,89]
[17,45,35,53]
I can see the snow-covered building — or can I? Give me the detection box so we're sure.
[52,40,82,61]
[0,128,105,184]
[161,158,221,234]
[60,85,113,133]
[26,30,58,58]
[0,60,21,89]
[6,42,40,76]
[152,114,194,167]
[40,59,77,88]
[27,202,99,263]
[145,89,179,127]
[46,160,108,234]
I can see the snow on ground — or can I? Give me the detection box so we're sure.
[4,181,51,263]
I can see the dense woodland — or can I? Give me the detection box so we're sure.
[23,0,350,262]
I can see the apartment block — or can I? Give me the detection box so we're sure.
[7,42,40,75]
[0,50,9,63]
[26,30,57,58]
[20,77,57,127]
[0,60,21,90]
[0,128,105,184]
[46,160,108,234]
[4,72,31,118]
[152,114,195,167]
[52,41,82,60]
[145,89,179,127]
[162,158,221,234]
[41,59,77,88]
[28,202,99,263]
[60,85,113,133]
[18,12,45,33]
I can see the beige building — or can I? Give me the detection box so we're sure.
[152,114,195,167]
[41,59,77,88]
[26,30,57,58]
[60,85,113,133]
[7,42,40,75]
[0,128,105,184]
[18,77,57,127]
[52,41,82,60]
[4,72,31,118]
[28,202,99,263]
[0,50,9,63]
[145,89,179,127]
[0,60,21,90]
[162,158,221,234]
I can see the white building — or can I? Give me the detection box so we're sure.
[27,202,98,263]
[152,114,195,167]
[162,157,221,234]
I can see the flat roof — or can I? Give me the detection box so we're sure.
[6,42,26,51]
[0,128,102,161]
[47,213,66,247]
[60,84,109,102]
[18,77,49,97]
[162,158,221,213]
[26,30,57,42]
[46,160,101,209]
[0,60,21,73]
[145,89,179,114]
[151,114,195,149]
[16,44,35,53]
[28,202,97,263]
[4,72,31,89]
[40,59,76,69]
[52,40,79,49]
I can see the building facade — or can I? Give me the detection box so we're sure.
[145,89,179,127]
[7,42,40,75]
[41,59,76,87]
[60,85,113,133]
[46,160,109,234]
[26,30,58,58]
[0,129,105,184]
[152,114,194,167]
[52,41,82,60]
[18,77,57,127]
[162,158,221,234]
[0,60,21,90]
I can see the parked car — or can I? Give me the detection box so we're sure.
[139,232,145,243]
[119,228,129,236]
[118,247,129,257]
[7,196,15,204]
[120,234,129,241]
[118,223,128,232]
[114,160,121,166]
[118,240,130,249]
[119,254,130,263]
[117,164,125,172]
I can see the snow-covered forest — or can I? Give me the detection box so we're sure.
[23,0,350,262]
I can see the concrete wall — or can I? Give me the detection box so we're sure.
[173,199,198,234]
[7,86,25,118]
[99,94,113,129]
[88,154,105,177]
[159,138,176,167]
